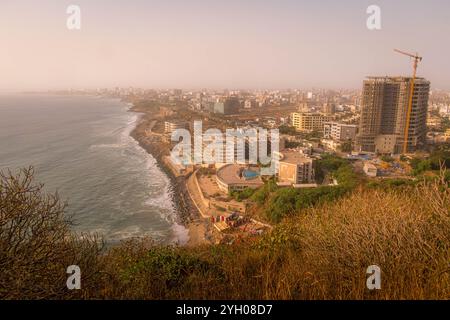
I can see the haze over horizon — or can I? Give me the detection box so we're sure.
[1,0,449,92]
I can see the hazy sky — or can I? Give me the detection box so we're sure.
[1,0,449,91]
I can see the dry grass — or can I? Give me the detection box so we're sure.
[258,177,449,299]
[94,174,449,300]
[1,168,449,299]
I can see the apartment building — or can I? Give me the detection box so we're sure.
[322,102,336,115]
[291,112,332,132]
[323,122,358,141]
[214,97,240,115]
[164,121,189,134]
[278,151,314,184]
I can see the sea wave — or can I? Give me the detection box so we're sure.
[89,143,124,150]
[170,223,189,245]
[123,112,189,245]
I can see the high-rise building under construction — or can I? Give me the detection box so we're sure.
[356,76,430,154]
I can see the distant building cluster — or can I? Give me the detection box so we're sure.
[56,72,444,157]
[286,76,434,155]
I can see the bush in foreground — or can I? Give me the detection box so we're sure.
[0,168,103,299]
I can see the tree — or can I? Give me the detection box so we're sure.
[279,125,297,136]
[314,154,350,183]
[340,140,353,153]
[285,141,301,149]
[230,187,255,202]
[381,155,394,163]
[0,167,102,299]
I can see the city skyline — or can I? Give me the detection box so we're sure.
[1,0,450,92]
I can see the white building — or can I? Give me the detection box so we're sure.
[323,122,358,141]
[321,139,341,151]
[164,121,189,134]
[244,99,255,109]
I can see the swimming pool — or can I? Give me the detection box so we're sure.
[242,169,260,180]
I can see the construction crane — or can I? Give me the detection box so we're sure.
[394,49,423,154]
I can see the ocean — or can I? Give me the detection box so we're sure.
[0,94,188,245]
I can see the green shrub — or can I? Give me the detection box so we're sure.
[251,179,278,205]
[264,185,351,223]
[381,155,394,163]
[230,187,256,201]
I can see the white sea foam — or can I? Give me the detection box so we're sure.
[109,225,144,240]
[170,223,190,245]
[123,112,189,244]
[89,143,124,150]
[145,185,172,204]
[0,95,190,245]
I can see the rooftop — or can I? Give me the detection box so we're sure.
[365,76,428,82]
[216,164,264,186]
[280,151,313,165]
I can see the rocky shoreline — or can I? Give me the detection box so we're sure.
[127,108,211,246]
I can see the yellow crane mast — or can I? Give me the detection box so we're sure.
[394,49,423,154]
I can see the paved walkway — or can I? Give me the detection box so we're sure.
[186,170,273,231]
[186,170,211,218]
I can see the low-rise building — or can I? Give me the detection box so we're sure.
[216,165,264,193]
[427,115,442,128]
[363,161,378,177]
[278,151,315,184]
[321,139,341,151]
[164,121,189,134]
[445,129,450,138]
[244,99,256,109]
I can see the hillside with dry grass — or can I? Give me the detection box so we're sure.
[1,168,449,299]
